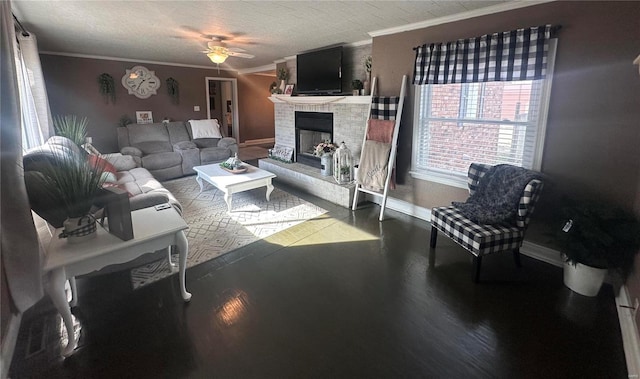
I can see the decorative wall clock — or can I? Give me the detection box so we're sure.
[121,66,160,99]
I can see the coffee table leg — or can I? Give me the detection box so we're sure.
[196,175,204,193]
[266,181,274,201]
[176,231,192,302]
[224,191,232,212]
[47,268,79,357]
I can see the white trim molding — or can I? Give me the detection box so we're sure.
[368,0,555,37]
[616,285,640,378]
[238,63,277,75]
[40,51,237,71]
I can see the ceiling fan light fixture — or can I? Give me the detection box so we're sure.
[207,51,228,64]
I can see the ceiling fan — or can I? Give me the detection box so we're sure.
[202,37,255,64]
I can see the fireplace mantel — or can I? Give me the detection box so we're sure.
[269,95,371,105]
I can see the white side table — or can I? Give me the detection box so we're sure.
[40,206,191,357]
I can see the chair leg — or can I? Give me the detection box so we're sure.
[430,226,438,248]
[472,255,482,283]
[513,248,522,268]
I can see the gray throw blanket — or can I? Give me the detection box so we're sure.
[452,165,541,225]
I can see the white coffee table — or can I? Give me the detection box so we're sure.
[39,206,191,357]
[193,163,276,212]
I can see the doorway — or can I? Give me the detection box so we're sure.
[205,77,239,139]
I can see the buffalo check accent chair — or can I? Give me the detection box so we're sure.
[429,163,544,282]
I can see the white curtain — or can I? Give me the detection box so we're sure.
[15,32,53,151]
[1,0,44,313]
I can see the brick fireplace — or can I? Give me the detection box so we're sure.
[261,96,372,207]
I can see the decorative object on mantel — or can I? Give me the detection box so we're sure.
[333,141,354,184]
[277,67,289,92]
[97,73,116,104]
[363,55,372,96]
[269,145,294,163]
[351,79,363,96]
[269,81,282,94]
[166,77,180,104]
[284,84,295,96]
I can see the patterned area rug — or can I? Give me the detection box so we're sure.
[130,176,327,288]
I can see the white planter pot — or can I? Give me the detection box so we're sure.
[563,260,607,297]
[63,215,97,244]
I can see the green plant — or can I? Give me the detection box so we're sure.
[118,114,134,128]
[97,73,116,104]
[340,165,351,175]
[556,199,640,280]
[277,68,289,81]
[269,81,281,94]
[166,77,179,104]
[351,79,363,90]
[53,115,88,146]
[32,147,107,218]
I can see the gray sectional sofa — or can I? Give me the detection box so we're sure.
[23,136,181,228]
[117,121,238,181]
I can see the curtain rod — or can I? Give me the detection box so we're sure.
[12,13,30,37]
[412,25,562,51]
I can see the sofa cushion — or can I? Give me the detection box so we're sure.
[200,147,232,163]
[192,138,221,148]
[141,152,182,171]
[134,141,173,155]
[174,141,197,150]
[127,124,169,145]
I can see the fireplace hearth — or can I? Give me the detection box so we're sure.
[295,111,333,168]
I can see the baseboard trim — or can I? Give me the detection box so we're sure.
[1,313,22,379]
[365,194,564,267]
[365,193,431,221]
[616,285,640,378]
[520,241,563,267]
[239,138,275,147]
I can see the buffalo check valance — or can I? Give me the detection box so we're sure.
[413,25,552,85]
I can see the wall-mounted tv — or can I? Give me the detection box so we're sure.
[296,46,342,95]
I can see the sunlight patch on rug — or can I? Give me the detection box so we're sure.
[130,176,327,289]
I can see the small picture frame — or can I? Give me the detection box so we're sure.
[136,111,153,124]
[284,84,294,96]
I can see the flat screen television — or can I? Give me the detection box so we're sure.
[296,46,342,95]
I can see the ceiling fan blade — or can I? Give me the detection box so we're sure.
[227,52,255,59]
[227,47,247,53]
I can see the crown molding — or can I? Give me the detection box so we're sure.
[347,39,372,47]
[238,63,277,75]
[368,0,555,37]
[39,51,238,72]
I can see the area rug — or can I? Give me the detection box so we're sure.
[130,176,327,288]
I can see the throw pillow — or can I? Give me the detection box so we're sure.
[88,154,117,180]
[189,119,223,139]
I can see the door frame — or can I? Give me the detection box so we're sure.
[205,77,239,140]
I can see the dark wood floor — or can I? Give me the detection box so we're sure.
[9,180,627,378]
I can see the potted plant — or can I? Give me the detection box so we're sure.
[351,79,363,96]
[53,115,88,147]
[25,142,108,243]
[556,199,640,296]
[277,68,288,92]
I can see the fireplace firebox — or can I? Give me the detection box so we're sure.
[295,111,333,168]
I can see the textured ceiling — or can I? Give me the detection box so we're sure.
[12,1,509,72]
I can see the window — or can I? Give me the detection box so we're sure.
[411,40,556,188]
